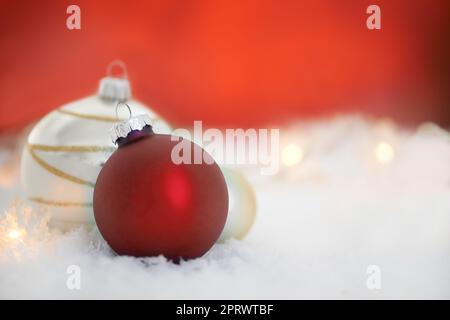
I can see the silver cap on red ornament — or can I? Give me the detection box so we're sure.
[98,60,131,102]
[110,104,153,146]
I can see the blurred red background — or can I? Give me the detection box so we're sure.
[0,0,449,131]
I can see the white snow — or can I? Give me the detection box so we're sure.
[1,115,450,299]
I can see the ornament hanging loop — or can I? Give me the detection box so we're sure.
[115,102,133,120]
[107,60,128,79]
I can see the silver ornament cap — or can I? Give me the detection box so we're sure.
[98,60,131,102]
[98,77,131,102]
[110,113,153,145]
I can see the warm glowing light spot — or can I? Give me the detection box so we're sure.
[282,144,303,167]
[6,229,25,240]
[375,142,395,164]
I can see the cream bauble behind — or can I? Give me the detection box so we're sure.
[21,62,172,230]
[218,167,257,241]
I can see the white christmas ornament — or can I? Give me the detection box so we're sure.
[218,167,257,241]
[21,62,172,230]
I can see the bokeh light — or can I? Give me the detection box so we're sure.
[282,144,303,167]
[374,141,395,164]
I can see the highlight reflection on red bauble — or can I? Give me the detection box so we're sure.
[93,117,228,260]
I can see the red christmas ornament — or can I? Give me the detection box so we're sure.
[93,111,228,260]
